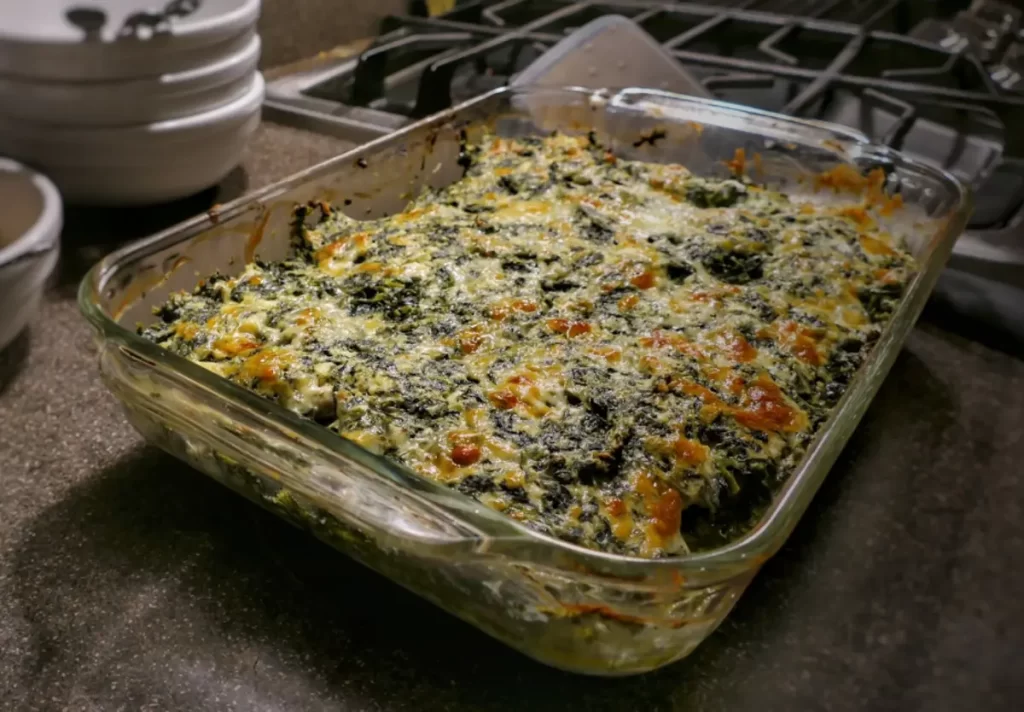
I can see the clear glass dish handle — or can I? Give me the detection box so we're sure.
[606,88,873,148]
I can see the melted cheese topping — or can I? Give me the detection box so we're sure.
[143,133,915,558]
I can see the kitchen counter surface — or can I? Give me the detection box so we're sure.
[2,120,1023,712]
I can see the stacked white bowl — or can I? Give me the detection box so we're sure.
[0,0,263,204]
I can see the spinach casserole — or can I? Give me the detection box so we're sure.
[142,132,914,558]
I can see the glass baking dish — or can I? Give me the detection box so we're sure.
[79,86,970,676]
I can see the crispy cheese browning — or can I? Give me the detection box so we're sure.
[143,133,915,557]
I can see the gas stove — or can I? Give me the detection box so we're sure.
[265,0,1024,347]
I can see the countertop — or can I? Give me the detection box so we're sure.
[2,121,1024,711]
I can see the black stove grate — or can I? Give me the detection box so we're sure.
[302,0,1024,231]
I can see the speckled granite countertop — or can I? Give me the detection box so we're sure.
[2,56,1024,712]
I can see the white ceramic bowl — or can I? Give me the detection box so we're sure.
[0,32,261,126]
[0,158,62,352]
[0,72,264,205]
[0,0,261,81]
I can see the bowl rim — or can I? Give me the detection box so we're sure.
[0,0,261,48]
[0,157,63,266]
[0,72,264,144]
[0,32,261,96]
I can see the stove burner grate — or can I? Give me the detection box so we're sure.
[272,0,1024,233]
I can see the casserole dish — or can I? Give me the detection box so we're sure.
[79,86,970,675]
